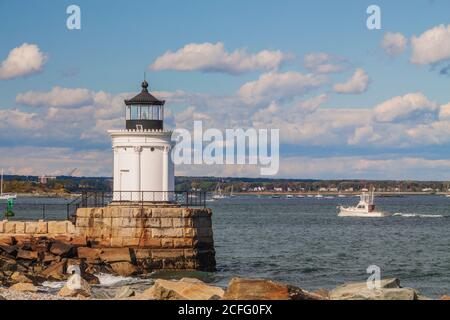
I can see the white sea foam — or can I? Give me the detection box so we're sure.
[393,213,444,218]
[41,281,66,289]
[95,273,138,286]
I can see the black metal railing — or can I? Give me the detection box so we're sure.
[0,201,80,221]
[82,190,206,208]
[0,190,206,221]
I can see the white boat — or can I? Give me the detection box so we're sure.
[296,194,305,198]
[338,189,390,218]
[286,195,294,199]
[315,193,324,199]
[212,183,227,200]
[0,169,17,200]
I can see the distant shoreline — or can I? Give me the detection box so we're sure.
[237,191,449,196]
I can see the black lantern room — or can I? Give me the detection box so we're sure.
[124,80,165,130]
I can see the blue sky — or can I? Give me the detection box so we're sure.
[1,0,450,179]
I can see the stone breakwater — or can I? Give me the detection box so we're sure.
[0,205,216,286]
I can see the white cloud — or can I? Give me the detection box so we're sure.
[333,69,371,94]
[381,32,408,57]
[0,146,111,177]
[303,53,349,74]
[373,92,438,123]
[0,43,47,80]
[411,24,450,65]
[176,156,450,180]
[439,102,450,120]
[238,71,328,105]
[150,42,291,75]
[16,86,95,108]
[0,108,44,130]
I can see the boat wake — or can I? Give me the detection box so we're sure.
[393,213,445,218]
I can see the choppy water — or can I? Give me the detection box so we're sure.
[211,195,450,298]
[3,195,450,298]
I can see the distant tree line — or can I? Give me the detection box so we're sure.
[2,175,449,194]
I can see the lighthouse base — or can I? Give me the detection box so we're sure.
[0,205,216,276]
[74,205,216,272]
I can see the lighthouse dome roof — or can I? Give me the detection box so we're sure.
[125,81,165,106]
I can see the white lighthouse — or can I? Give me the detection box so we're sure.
[108,80,174,202]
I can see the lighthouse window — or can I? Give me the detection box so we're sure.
[141,106,149,119]
[130,106,140,120]
[151,147,155,152]
[126,106,131,120]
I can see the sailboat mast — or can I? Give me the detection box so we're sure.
[1,168,3,195]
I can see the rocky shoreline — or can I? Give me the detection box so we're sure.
[0,230,448,301]
[1,275,448,300]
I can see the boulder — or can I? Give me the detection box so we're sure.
[40,260,67,281]
[0,244,17,255]
[50,241,74,257]
[223,278,323,300]
[110,262,138,277]
[0,256,17,272]
[0,295,5,300]
[99,248,132,263]
[115,286,135,299]
[58,276,91,298]
[330,278,418,300]
[313,288,330,299]
[82,272,100,285]
[137,278,224,300]
[77,247,102,262]
[16,249,39,260]
[9,282,38,292]
[10,271,33,284]
[441,295,450,300]
[43,253,59,263]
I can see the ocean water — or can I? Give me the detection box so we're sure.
[3,195,450,298]
[211,195,450,298]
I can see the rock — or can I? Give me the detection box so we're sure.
[313,288,330,299]
[330,278,418,300]
[137,278,224,300]
[82,272,100,285]
[58,276,91,298]
[110,262,138,277]
[9,282,38,292]
[441,295,450,300]
[43,253,59,263]
[223,278,323,300]
[0,244,17,255]
[115,286,135,299]
[10,272,33,284]
[16,249,39,260]
[99,248,132,263]
[77,247,102,262]
[0,235,13,245]
[0,256,17,272]
[40,260,67,280]
[50,241,74,257]
[0,295,5,300]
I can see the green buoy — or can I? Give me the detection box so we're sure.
[5,198,14,218]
